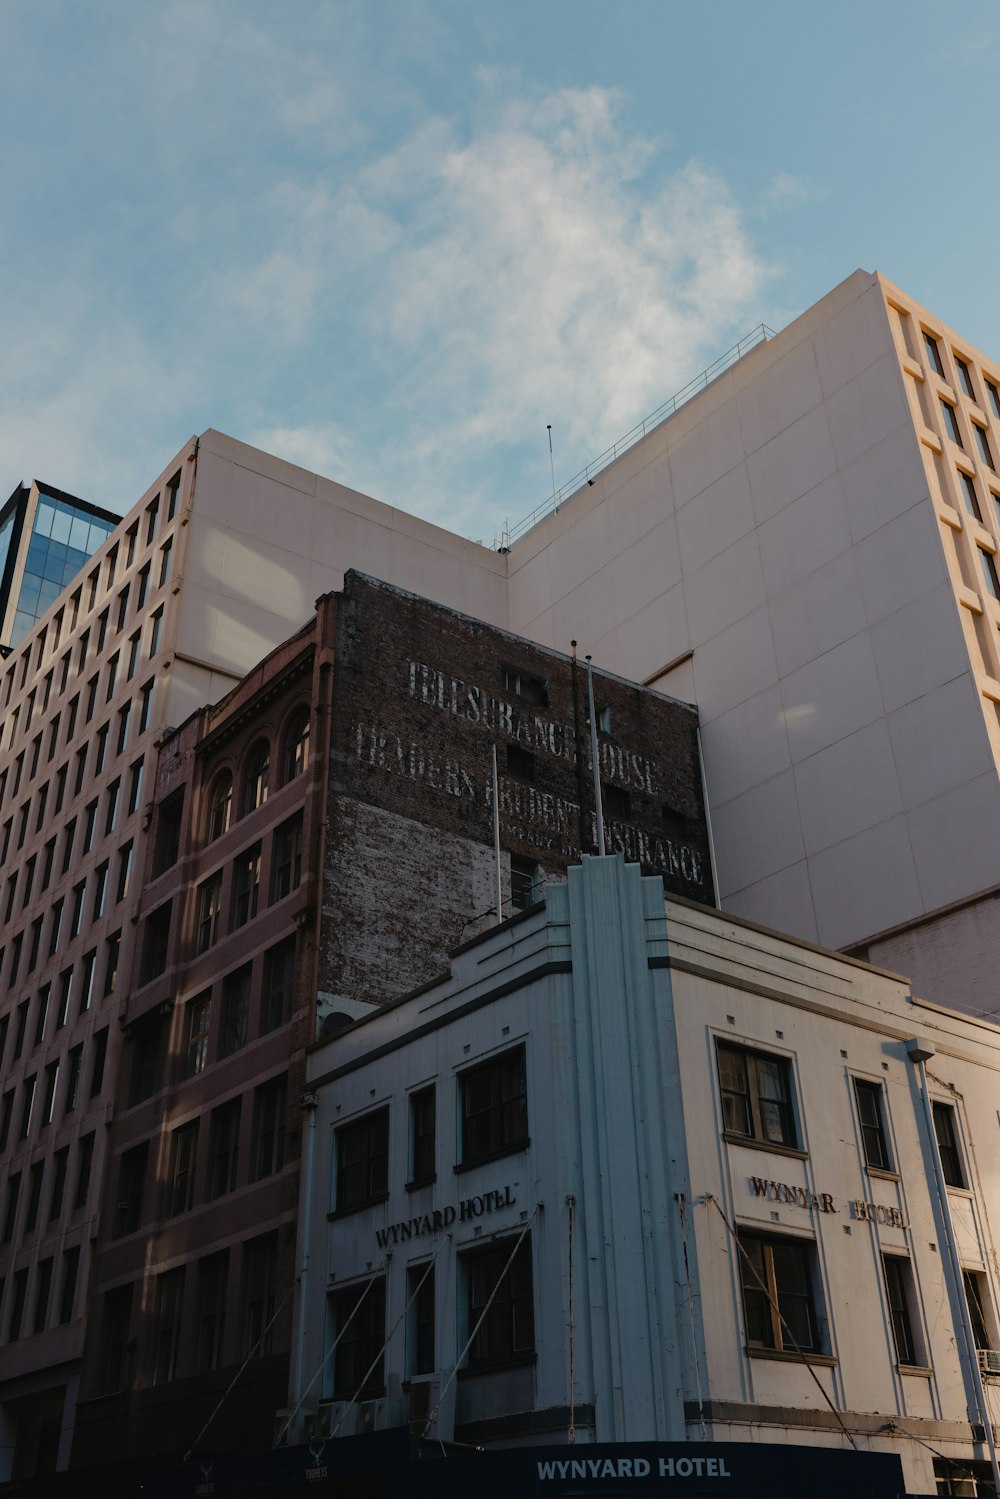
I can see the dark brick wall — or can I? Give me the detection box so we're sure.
[322,572,713,1003]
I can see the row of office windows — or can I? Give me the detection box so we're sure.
[191,815,303,956]
[1,469,179,715]
[717,1040,968,1187]
[1,1126,97,1251]
[0,1243,82,1348]
[0,1021,109,1162]
[200,708,311,848]
[0,928,120,1077]
[332,1046,528,1215]
[112,1073,287,1239]
[98,1229,278,1392]
[326,1235,535,1401]
[124,934,297,1109]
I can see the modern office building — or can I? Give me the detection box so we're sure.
[284,856,1000,1499]
[0,482,120,653]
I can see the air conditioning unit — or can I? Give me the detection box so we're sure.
[406,1377,454,1443]
[357,1398,402,1433]
[978,1348,1000,1377]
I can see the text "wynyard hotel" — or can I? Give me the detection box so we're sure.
[536,1456,732,1481]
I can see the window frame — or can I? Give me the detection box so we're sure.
[333,1106,389,1214]
[462,1234,535,1370]
[717,1041,798,1150]
[854,1077,893,1172]
[458,1045,529,1168]
[738,1230,823,1356]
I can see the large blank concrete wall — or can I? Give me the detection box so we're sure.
[507,271,1000,955]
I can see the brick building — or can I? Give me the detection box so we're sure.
[68,571,713,1477]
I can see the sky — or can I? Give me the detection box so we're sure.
[1,1,998,543]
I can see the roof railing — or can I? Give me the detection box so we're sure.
[495,321,776,550]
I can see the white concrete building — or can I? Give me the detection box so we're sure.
[294,857,1000,1499]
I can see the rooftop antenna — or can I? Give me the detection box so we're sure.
[547,425,556,511]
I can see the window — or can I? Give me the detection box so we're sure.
[964,1271,995,1351]
[409,1086,435,1185]
[501,663,547,706]
[94,721,109,774]
[136,562,150,610]
[152,1269,185,1385]
[208,1099,241,1198]
[988,380,1000,422]
[271,816,302,901]
[25,1160,44,1232]
[281,707,310,783]
[976,424,996,471]
[980,547,1000,601]
[167,469,181,520]
[195,873,223,954]
[941,399,964,446]
[79,949,97,1014]
[127,1018,162,1106]
[56,970,73,1029]
[145,497,159,545]
[33,1256,53,1335]
[196,1251,229,1373]
[102,1285,133,1393]
[116,841,133,903]
[231,844,261,927]
[114,1143,148,1237]
[34,984,50,1045]
[924,331,945,376]
[105,777,121,835]
[138,678,154,734]
[59,1246,80,1324]
[206,772,232,843]
[184,993,212,1078]
[41,1061,60,1129]
[854,1079,892,1170]
[127,758,144,816]
[168,1122,199,1216]
[3,1173,20,1241]
[327,1279,386,1398]
[960,470,983,521]
[242,1233,278,1358]
[141,900,172,982]
[335,1107,389,1212]
[738,1231,821,1353]
[74,1131,95,1209]
[48,1148,68,1222]
[220,966,251,1056]
[718,1043,797,1148]
[116,585,129,632]
[463,1236,535,1367]
[90,1027,109,1097]
[157,537,172,588]
[510,855,541,912]
[82,801,98,855]
[602,782,631,821]
[250,1076,286,1181]
[148,605,163,658]
[104,931,121,995]
[18,1075,36,1139]
[92,861,109,920]
[459,1046,528,1165]
[956,356,975,399]
[127,630,141,680]
[506,745,535,782]
[933,1457,998,1495]
[408,1265,435,1377]
[933,1102,966,1189]
[261,937,295,1033]
[116,701,130,756]
[242,740,270,815]
[65,1046,83,1115]
[0,1091,13,1155]
[883,1256,920,1367]
[8,1268,28,1342]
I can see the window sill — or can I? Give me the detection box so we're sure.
[722,1133,807,1161]
[457,1351,537,1380]
[865,1166,901,1182]
[898,1363,933,1379]
[745,1346,835,1367]
[454,1140,530,1175]
[327,1191,390,1221]
[405,1175,436,1193]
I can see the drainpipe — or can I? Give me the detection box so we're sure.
[291,1090,320,1439]
[906,1038,1000,1495]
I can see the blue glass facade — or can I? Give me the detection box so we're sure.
[8,492,116,647]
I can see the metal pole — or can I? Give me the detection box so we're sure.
[586,657,606,856]
[492,744,503,921]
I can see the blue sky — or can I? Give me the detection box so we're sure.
[2,1,998,541]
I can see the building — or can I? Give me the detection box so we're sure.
[282,856,1000,1499]
[0,482,119,653]
[66,571,711,1480]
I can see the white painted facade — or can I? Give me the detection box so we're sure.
[297,858,1000,1497]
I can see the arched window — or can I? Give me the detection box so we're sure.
[206,771,232,843]
[242,739,270,816]
[281,706,310,785]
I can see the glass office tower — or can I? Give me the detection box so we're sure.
[0,482,120,650]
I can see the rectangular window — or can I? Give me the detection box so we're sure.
[128,758,144,816]
[48,899,62,956]
[184,993,212,1078]
[149,605,163,658]
[933,1102,966,1188]
[65,1045,83,1114]
[220,966,251,1056]
[242,1233,278,1359]
[964,1270,995,1351]
[924,331,945,376]
[82,800,98,855]
[270,816,302,902]
[195,873,223,954]
[196,1251,229,1373]
[506,745,535,782]
[116,701,130,756]
[102,1284,133,1393]
[250,1075,286,1181]
[208,1098,241,1198]
[979,547,1000,600]
[0,1091,13,1155]
[127,631,141,680]
[90,1027,108,1097]
[141,900,172,982]
[19,1074,36,1139]
[976,423,997,471]
[139,678,154,734]
[718,1043,797,1148]
[152,1269,185,1385]
[145,498,158,546]
[79,949,97,1014]
[92,861,109,920]
[48,1148,68,1222]
[883,1255,920,1367]
[8,1268,28,1342]
[464,1235,535,1367]
[960,469,983,520]
[3,1172,21,1241]
[59,1245,80,1324]
[24,1160,44,1232]
[169,1121,200,1215]
[117,840,133,902]
[158,537,172,587]
[261,937,295,1034]
[409,1086,436,1185]
[104,931,121,995]
[74,1131,95,1209]
[114,1143,148,1237]
[231,844,261,928]
[33,1255,53,1335]
[459,1046,528,1165]
[500,663,548,706]
[854,1078,892,1170]
[56,970,73,1029]
[956,356,975,399]
[738,1231,821,1353]
[407,1265,435,1377]
[335,1107,389,1212]
[988,380,1000,422]
[941,399,964,446]
[327,1279,386,1398]
[42,1060,60,1127]
[127,1018,162,1106]
[34,983,50,1045]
